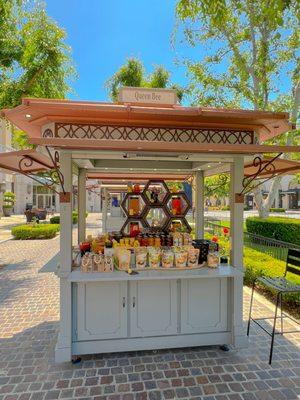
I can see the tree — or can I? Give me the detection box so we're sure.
[106,57,184,102]
[204,175,230,206]
[176,0,299,217]
[0,0,75,148]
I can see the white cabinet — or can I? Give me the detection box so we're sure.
[130,280,178,337]
[180,278,228,334]
[76,281,127,341]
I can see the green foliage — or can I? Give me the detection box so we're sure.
[270,208,286,213]
[49,211,88,224]
[3,191,16,208]
[246,217,300,245]
[205,231,299,311]
[0,0,75,149]
[106,57,184,102]
[11,223,60,239]
[243,247,299,306]
[11,128,35,150]
[175,0,299,111]
[204,175,230,198]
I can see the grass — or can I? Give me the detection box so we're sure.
[205,232,300,316]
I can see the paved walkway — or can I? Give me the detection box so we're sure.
[0,220,299,399]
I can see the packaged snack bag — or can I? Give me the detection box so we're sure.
[104,255,114,272]
[174,251,188,268]
[162,250,174,268]
[81,253,93,272]
[135,248,148,269]
[187,248,200,268]
[207,253,219,268]
[117,249,131,270]
[148,248,161,269]
[93,254,104,272]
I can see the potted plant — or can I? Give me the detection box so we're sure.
[3,191,16,217]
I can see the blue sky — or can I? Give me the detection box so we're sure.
[46,0,194,102]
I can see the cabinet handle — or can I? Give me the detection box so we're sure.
[132,296,136,308]
[122,297,126,308]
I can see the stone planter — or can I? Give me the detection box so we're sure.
[3,207,13,217]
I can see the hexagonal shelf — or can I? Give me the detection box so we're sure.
[121,193,147,218]
[120,218,146,236]
[144,206,169,230]
[166,192,191,217]
[165,217,192,233]
[143,180,170,206]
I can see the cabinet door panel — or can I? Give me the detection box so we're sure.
[181,278,228,334]
[76,282,127,341]
[130,280,177,337]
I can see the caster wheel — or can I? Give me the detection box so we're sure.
[71,356,82,364]
[220,344,230,352]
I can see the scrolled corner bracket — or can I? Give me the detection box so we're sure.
[45,146,66,195]
[18,155,60,195]
[239,152,283,196]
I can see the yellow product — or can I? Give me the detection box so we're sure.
[207,253,219,268]
[187,248,200,268]
[129,237,135,246]
[124,237,130,246]
[117,249,131,270]
[119,238,125,246]
[148,248,161,268]
[133,240,140,247]
[135,248,147,269]
[162,250,174,268]
[174,251,188,268]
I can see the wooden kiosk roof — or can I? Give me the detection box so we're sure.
[1,97,299,179]
[1,97,293,143]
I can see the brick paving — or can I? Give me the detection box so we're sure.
[0,226,299,399]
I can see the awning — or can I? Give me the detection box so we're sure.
[0,149,54,174]
[1,97,292,141]
[244,157,300,179]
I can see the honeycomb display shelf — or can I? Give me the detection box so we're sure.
[120,179,192,235]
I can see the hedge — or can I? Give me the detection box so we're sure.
[270,208,285,213]
[246,217,300,245]
[204,232,300,312]
[243,247,300,307]
[49,211,88,225]
[12,224,60,240]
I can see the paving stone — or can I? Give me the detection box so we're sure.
[0,222,299,400]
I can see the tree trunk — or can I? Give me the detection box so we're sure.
[253,175,281,218]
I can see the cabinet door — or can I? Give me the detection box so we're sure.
[181,278,228,334]
[76,281,127,341]
[130,280,178,337]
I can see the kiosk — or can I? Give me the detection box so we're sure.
[2,88,296,362]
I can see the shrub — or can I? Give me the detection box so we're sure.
[73,211,88,217]
[220,205,230,211]
[12,224,60,239]
[243,247,300,306]
[49,211,88,224]
[246,217,300,245]
[3,191,16,208]
[50,213,77,224]
[270,208,285,213]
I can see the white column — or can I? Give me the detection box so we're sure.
[229,156,248,349]
[230,156,244,268]
[77,169,86,243]
[194,171,204,239]
[102,188,108,234]
[55,152,73,363]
